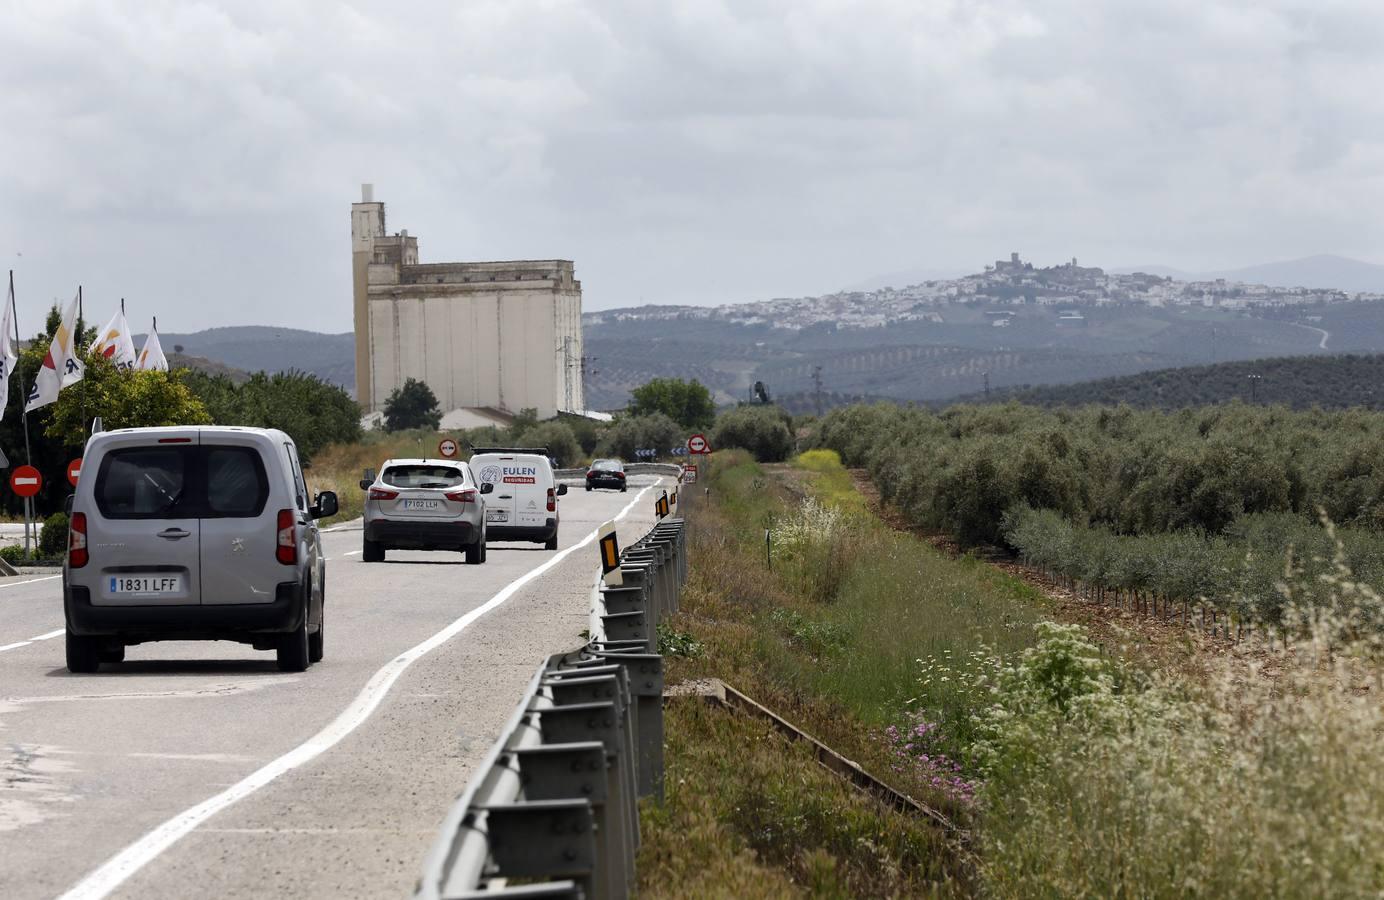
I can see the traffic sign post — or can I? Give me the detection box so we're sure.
[687,434,711,455]
[67,458,83,487]
[11,466,42,560]
[438,438,459,459]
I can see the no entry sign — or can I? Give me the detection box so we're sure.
[67,458,83,487]
[438,438,459,458]
[10,465,42,498]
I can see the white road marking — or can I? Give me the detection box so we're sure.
[342,550,361,557]
[0,641,31,653]
[29,629,64,641]
[0,575,62,591]
[57,480,662,900]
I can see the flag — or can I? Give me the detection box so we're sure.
[88,308,138,371]
[0,284,16,420]
[137,322,168,372]
[26,293,83,412]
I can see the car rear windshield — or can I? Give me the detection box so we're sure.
[382,465,465,488]
[592,459,623,471]
[95,445,269,519]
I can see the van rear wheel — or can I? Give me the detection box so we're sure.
[66,630,102,674]
[277,582,311,672]
[544,532,558,551]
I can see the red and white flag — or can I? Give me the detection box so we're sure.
[89,307,138,371]
[26,293,84,412]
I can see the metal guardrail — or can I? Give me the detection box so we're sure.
[415,511,687,900]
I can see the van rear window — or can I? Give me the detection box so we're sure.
[95,445,269,519]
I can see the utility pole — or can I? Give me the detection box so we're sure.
[1211,327,1217,363]
[983,371,991,399]
[1247,373,1261,403]
[812,365,824,418]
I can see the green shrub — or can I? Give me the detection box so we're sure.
[710,405,795,462]
[0,544,26,564]
[39,512,68,559]
[594,413,683,461]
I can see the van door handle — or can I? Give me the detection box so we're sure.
[158,528,191,540]
[498,494,513,499]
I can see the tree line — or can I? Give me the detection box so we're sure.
[812,400,1384,631]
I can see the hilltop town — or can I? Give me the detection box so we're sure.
[589,253,1384,331]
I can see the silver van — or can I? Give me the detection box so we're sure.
[62,426,337,674]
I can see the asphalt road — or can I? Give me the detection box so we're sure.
[0,476,667,900]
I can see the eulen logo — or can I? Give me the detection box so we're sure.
[478,465,502,484]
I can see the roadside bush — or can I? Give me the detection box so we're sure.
[710,405,795,462]
[39,512,68,559]
[594,413,683,461]
[183,369,362,463]
[511,421,581,467]
[0,544,26,564]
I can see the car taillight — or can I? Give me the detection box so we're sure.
[276,509,296,565]
[369,488,399,500]
[445,489,478,503]
[69,512,88,568]
[616,471,626,479]
[547,488,556,512]
[585,470,595,478]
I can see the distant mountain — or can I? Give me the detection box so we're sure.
[154,326,355,392]
[1206,255,1384,294]
[980,353,1384,410]
[1115,255,1384,294]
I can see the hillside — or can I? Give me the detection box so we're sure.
[984,353,1384,410]
[157,326,355,390]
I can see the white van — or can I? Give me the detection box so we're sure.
[468,447,567,550]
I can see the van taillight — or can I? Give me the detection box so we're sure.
[69,513,88,568]
[546,488,556,512]
[445,489,477,503]
[276,509,296,565]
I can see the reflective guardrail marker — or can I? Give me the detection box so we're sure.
[599,520,623,587]
[655,491,669,518]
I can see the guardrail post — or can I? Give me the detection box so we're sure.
[479,800,596,897]
[592,651,665,800]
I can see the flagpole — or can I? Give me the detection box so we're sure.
[12,270,32,469]
[79,285,87,439]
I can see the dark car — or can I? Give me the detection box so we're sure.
[585,458,627,492]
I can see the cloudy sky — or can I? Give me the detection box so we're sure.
[2,0,1382,333]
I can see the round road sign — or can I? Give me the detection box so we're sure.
[438,438,459,458]
[67,458,83,487]
[10,465,42,498]
[687,434,710,454]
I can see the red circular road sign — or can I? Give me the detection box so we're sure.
[687,434,710,454]
[438,438,459,459]
[67,458,83,487]
[10,465,42,498]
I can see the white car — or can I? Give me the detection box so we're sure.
[469,447,568,550]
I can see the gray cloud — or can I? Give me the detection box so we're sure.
[1,0,1381,332]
